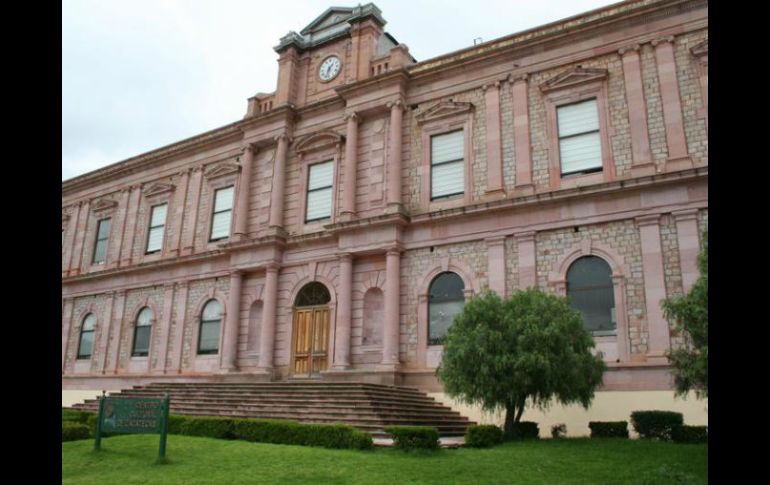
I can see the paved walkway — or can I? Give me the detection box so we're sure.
[373,436,465,448]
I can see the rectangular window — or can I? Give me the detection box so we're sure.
[430,130,464,200]
[145,203,168,254]
[210,186,234,241]
[92,218,111,264]
[305,161,334,223]
[557,99,602,176]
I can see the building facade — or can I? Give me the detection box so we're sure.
[62,0,708,419]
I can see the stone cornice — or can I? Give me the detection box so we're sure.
[334,69,410,102]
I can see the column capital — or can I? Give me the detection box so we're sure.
[481,81,501,92]
[510,73,529,84]
[343,111,359,122]
[671,208,699,221]
[240,142,256,154]
[385,245,403,256]
[618,44,641,56]
[230,269,245,277]
[635,214,661,227]
[651,35,675,47]
[265,262,281,273]
[192,165,204,173]
[337,252,353,262]
[273,132,291,143]
[484,235,506,246]
[174,281,189,290]
[515,230,537,242]
[386,98,406,110]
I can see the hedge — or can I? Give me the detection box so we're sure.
[385,426,440,451]
[62,408,94,424]
[62,422,91,442]
[588,421,629,438]
[630,411,684,441]
[464,425,503,448]
[509,421,539,440]
[671,425,708,444]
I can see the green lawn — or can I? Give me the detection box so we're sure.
[63,434,707,485]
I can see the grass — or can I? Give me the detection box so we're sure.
[63,434,707,485]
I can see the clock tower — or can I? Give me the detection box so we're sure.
[246,3,414,115]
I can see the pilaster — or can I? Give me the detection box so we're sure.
[636,214,670,362]
[619,45,654,176]
[516,231,537,289]
[485,236,506,296]
[511,74,534,194]
[482,82,505,198]
[385,100,404,213]
[672,209,701,294]
[382,247,402,366]
[652,36,691,171]
[341,112,360,221]
[332,253,353,369]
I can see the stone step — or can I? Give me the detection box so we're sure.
[141,382,427,396]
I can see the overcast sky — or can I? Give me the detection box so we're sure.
[62,0,620,181]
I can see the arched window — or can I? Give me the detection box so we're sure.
[428,272,465,345]
[198,299,222,355]
[295,282,331,307]
[77,314,96,359]
[132,307,153,357]
[567,256,616,336]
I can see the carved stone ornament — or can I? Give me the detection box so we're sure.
[539,67,609,93]
[690,39,707,58]
[142,181,176,198]
[415,100,474,124]
[90,197,119,213]
[203,160,241,180]
[294,130,344,156]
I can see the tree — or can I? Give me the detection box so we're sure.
[437,288,606,438]
[662,230,708,399]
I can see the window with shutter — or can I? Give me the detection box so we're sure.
[92,218,111,264]
[145,203,168,254]
[557,99,603,176]
[210,186,234,241]
[305,161,334,223]
[430,130,464,200]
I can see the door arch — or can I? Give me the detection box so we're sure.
[292,282,331,376]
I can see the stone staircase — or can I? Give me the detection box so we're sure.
[68,381,475,438]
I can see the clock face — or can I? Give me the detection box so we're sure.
[319,56,341,82]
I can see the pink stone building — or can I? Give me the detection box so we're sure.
[62,0,708,410]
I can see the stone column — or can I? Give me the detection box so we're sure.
[63,202,81,276]
[109,291,127,374]
[516,231,537,289]
[619,45,654,176]
[382,248,401,366]
[673,209,701,294]
[221,270,243,372]
[637,214,670,362]
[483,82,505,197]
[120,186,142,266]
[386,100,404,212]
[97,292,115,374]
[171,282,189,373]
[341,112,359,220]
[169,169,190,256]
[258,264,280,371]
[70,199,90,276]
[181,167,203,255]
[62,298,74,373]
[486,237,506,296]
[332,253,353,369]
[111,188,131,269]
[652,37,691,170]
[234,144,255,241]
[269,134,289,230]
[154,283,175,374]
[511,75,534,192]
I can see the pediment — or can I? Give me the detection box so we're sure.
[203,161,241,180]
[294,130,344,155]
[539,67,608,93]
[301,7,353,35]
[415,101,474,124]
[142,181,176,198]
[690,39,708,58]
[91,198,118,213]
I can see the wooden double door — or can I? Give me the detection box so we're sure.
[292,306,330,376]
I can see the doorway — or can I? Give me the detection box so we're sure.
[292,282,331,376]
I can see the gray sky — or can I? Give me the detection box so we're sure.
[62,0,620,181]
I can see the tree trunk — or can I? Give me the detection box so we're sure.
[503,403,516,438]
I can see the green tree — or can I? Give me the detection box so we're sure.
[662,231,708,399]
[437,288,606,438]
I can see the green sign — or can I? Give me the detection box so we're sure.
[94,391,170,462]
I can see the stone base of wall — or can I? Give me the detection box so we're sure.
[429,390,708,438]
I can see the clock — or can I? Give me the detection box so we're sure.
[318,55,342,82]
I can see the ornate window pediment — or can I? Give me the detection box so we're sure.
[142,181,176,198]
[91,198,119,214]
[203,161,241,180]
[294,130,344,156]
[690,39,707,58]
[539,67,609,93]
[416,101,474,124]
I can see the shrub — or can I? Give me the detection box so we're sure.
[385,426,440,451]
[588,421,629,438]
[551,423,567,439]
[62,408,94,424]
[176,416,236,439]
[630,411,683,441]
[671,425,708,444]
[509,421,539,440]
[62,422,91,442]
[464,425,503,448]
